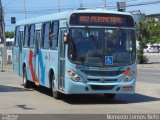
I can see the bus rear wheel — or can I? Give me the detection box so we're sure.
[51,75,62,99]
[23,67,32,88]
[104,93,116,99]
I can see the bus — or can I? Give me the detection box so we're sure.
[13,9,137,99]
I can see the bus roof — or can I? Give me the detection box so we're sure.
[16,8,133,26]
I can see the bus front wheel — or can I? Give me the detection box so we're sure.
[51,75,62,99]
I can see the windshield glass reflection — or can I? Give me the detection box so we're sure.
[68,28,136,67]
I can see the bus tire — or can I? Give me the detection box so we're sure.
[104,93,116,99]
[51,75,62,99]
[23,67,32,88]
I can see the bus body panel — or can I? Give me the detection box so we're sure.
[38,49,51,87]
[46,50,59,88]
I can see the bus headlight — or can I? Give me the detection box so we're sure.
[67,69,84,82]
[122,71,136,82]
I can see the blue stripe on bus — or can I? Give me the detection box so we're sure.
[38,49,45,85]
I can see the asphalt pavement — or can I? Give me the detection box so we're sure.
[0,53,159,114]
[0,65,160,114]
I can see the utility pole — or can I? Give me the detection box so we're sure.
[104,0,107,9]
[58,0,60,12]
[24,0,26,19]
[79,0,83,8]
[0,0,6,72]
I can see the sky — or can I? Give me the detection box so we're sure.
[2,0,160,31]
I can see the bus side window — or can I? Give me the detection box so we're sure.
[15,26,20,47]
[20,31,24,48]
[50,21,59,50]
[24,25,29,47]
[29,24,35,48]
[42,22,50,49]
[19,30,24,52]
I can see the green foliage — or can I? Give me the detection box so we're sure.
[137,49,149,64]
[137,20,160,64]
[144,20,160,44]
[137,38,149,64]
[137,22,149,64]
[5,31,14,38]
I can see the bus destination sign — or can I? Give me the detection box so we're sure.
[79,16,122,24]
[70,13,134,27]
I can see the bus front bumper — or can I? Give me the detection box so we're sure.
[64,78,136,94]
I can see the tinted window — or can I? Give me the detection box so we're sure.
[19,31,24,52]
[15,26,20,47]
[24,25,30,47]
[30,24,35,48]
[42,22,50,49]
[50,21,59,49]
[20,31,24,47]
[69,28,136,67]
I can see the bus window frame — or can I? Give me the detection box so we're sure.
[50,21,59,50]
[23,25,30,48]
[14,26,20,47]
[42,22,51,49]
[29,24,35,48]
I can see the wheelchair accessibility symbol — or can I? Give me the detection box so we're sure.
[105,56,113,65]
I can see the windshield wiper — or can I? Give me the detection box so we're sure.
[85,26,98,47]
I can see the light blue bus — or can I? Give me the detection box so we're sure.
[13,9,137,99]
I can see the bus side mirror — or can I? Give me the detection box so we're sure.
[64,32,68,44]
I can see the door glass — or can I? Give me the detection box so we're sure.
[35,30,41,54]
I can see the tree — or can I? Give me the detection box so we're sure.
[5,31,14,38]
[146,20,160,44]
[137,22,149,64]
[137,20,160,64]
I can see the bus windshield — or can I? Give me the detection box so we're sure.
[68,28,136,67]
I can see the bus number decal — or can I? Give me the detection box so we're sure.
[76,65,89,71]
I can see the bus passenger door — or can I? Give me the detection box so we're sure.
[58,29,66,90]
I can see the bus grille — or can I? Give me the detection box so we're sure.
[90,85,115,90]
[88,79,117,82]
[81,70,124,76]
